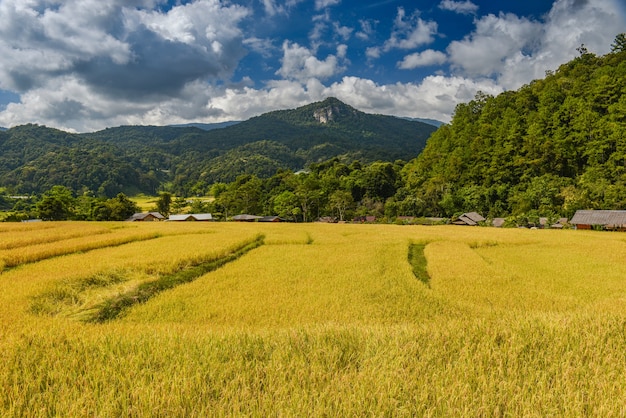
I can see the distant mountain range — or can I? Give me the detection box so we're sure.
[0,98,438,196]
[403,117,444,127]
[169,121,242,130]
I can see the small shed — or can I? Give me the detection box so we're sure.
[127,212,165,222]
[452,212,485,226]
[317,216,338,223]
[353,215,376,223]
[232,214,263,222]
[539,217,568,229]
[259,216,285,222]
[570,210,626,231]
[492,217,506,228]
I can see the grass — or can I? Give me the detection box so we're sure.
[2,222,626,416]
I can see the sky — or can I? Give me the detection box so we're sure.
[0,0,624,132]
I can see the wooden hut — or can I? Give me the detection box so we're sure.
[127,212,165,222]
[452,212,485,226]
[570,210,626,231]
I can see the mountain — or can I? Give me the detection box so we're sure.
[169,121,241,130]
[401,46,626,218]
[0,98,437,196]
[403,117,445,127]
[0,127,6,131]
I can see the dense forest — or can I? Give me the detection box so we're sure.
[1,35,625,223]
[0,98,436,197]
[402,35,626,220]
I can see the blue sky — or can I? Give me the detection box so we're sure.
[0,0,624,132]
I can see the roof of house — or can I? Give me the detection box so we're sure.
[259,216,285,222]
[492,217,506,227]
[169,213,213,221]
[570,210,626,226]
[128,212,165,221]
[232,214,263,221]
[453,212,485,226]
[190,213,213,221]
[169,214,191,221]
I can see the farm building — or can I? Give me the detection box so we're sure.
[570,210,626,231]
[232,214,263,222]
[127,212,165,222]
[539,217,569,229]
[353,216,376,223]
[317,216,338,223]
[492,218,506,228]
[168,213,213,221]
[452,212,485,226]
[259,216,286,222]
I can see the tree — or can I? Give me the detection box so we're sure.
[108,193,139,220]
[273,190,300,221]
[156,192,172,217]
[328,190,353,221]
[37,186,76,220]
[611,33,626,53]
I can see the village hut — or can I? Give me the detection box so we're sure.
[452,212,485,226]
[127,212,165,222]
[168,213,213,221]
[570,210,626,231]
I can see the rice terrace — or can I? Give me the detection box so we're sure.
[2,221,626,416]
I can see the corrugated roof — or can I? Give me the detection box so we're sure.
[453,212,485,226]
[128,212,165,221]
[232,214,262,221]
[169,214,192,221]
[191,213,213,221]
[570,210,626,226]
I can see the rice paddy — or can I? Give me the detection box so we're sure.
[1,221,626,416]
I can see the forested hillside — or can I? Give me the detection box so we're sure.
[0,98,435,196]
[401,37,626,219]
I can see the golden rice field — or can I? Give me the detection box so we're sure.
[1,221,626,416]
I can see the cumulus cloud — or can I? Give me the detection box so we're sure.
[447,0,625,89]
[398,49,447,69]
[384,7,438,51]
[276,41,347,82]
[0,0,623,133]
[438,0,479,15]
[447,13,542,78]
[0,0,253,130]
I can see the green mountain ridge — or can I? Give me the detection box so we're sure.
[0,98,437,196]
[401,44,626,218]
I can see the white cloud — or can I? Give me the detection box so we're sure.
[446,0,625,89]
[276,41,346,82]
[384,7,438,51]
[315,0,341,11]
[366,46,381,60]
[438,0,479,15]
[398,49,447,69]
[0,0,624,133]
[447,13,542,78]
[356,19,376,41]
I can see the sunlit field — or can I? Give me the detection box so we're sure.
[2,221,626,416]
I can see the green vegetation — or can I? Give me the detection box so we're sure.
[0,98,435,197]
[402,36,626,218]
